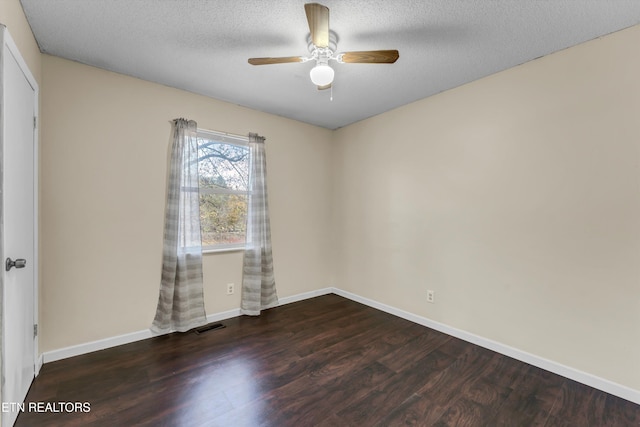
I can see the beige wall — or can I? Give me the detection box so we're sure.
[333,25,640,391]
[6,0,639,397]
[40,55,333,352]
[0,0,41,83]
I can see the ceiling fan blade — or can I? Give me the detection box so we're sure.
[305,3,330,48]
[340,50,400,64]
[317,83,331,90]
[248,56,304,65]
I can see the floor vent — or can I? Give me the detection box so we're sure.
[194,323,226,335]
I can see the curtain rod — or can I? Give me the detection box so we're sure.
[202,128,248,140]
[167,120,249,141]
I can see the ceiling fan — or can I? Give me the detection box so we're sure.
[248,3,399,90]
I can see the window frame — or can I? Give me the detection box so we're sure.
[196,129,250,253]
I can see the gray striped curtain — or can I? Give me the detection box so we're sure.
[240,133,278,315]
[151,119,207,333]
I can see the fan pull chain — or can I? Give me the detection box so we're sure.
[330,84,333,101]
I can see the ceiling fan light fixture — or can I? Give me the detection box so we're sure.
[309,63,334,86]
[247,3,398,92]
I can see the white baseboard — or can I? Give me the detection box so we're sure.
[41,289,334,364]
[43,329,154,363]
[42,307,241,364]
[277,287,333,306]
[204,308,242,324]
[331,287,640,405]
[40,286,639,405]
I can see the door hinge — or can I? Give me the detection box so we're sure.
[34,324,38,338]
[34,116,37,129]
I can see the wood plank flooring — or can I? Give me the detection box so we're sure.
[16,294,640,426]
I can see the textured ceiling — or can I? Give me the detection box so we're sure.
[20,1,640,129]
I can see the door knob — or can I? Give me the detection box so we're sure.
[5,258,26,271]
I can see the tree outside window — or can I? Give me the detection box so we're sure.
[197,132,249,250]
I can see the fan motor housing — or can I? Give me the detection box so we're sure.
[307,30,338,55]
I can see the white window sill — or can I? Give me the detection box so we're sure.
[203,247,246,255]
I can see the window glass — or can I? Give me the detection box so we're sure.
[198,141,249,191]
[197,133,249,250]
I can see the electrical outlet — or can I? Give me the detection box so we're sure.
[427,290,435,303]
[226,283,235,295]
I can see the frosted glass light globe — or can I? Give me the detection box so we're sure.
[310,64,334,86]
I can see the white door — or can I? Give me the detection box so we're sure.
[2,31,38,427]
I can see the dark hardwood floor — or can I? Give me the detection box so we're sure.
[16,294,640,426]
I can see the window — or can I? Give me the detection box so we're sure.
[197,130,249,251]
